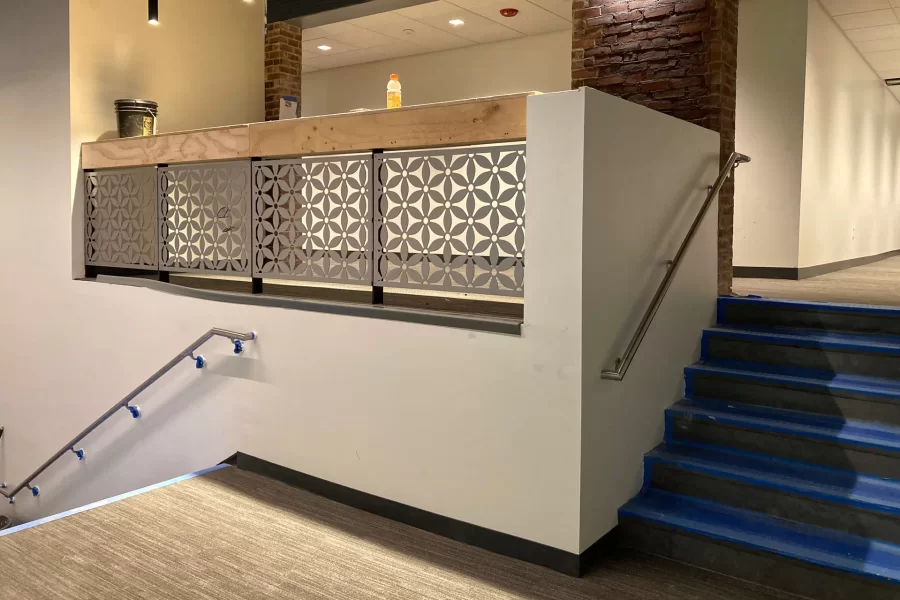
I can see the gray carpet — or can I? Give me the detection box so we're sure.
[0,467,796,599]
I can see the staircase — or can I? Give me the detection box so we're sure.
[619,296,900,600]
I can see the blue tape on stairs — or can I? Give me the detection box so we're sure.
[619,490,900,584]
[668,400,900,454]
[647,442,900,515]
[686,361,900,402]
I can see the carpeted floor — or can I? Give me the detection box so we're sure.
[0,467,796,599]
[734,256,900,306]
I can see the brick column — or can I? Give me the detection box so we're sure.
[265,21,303,122]
[572,0,739,294]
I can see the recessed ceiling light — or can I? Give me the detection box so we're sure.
[403,28,415,35]
[449,19,465,26]
[317,45,332,51]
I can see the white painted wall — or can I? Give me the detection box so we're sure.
[2,1,583,552]
[734,0,900,270]
[301,30,572,117]
[577,88,719,550]
[798,0,900,268]
[733,0,808,269]
[69,0,264,138]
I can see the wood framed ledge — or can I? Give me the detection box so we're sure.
[81,93,534,169]
[249,92,533,157]
[82,125,250,170]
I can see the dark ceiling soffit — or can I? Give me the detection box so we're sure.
[267,0,376,22]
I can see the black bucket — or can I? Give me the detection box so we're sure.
[114,99,158,138]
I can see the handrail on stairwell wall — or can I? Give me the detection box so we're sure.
[600,152,751,382]
[0,328,256,503]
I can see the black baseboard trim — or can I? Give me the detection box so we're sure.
[735,249,900,281]
[733,266,798,280]
[236,452,609,577]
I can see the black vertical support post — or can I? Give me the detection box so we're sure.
[158,164,168,283]
[251,158,262,295]
[371,150,384,306]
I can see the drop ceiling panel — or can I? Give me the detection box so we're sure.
[302,38,359,55]
[329,26,400,48]
[821,0,900,93]
[833,8,897,29]
[844,23,900,42]
[301,21,364,41]
[346,11,472,50]
[395,2,522,44]
[855,36,900,52]
[821,0,890,16]
[527,0,573,20]
[302,0,571,71]
[445,0,571,35]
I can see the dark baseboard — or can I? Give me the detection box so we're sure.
[732,266,798,280]
[235,452,610,577]
[735,248,900,281]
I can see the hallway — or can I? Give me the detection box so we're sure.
[0,466,793,600]
[734,256,900,306]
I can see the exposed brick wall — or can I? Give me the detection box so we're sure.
[572,0,739,294]
[265,21,303,122]
[710,0,738,295]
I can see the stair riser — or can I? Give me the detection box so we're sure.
[719,303,900,336]
[671,416,900,480]
[705,337,900,379]
[688,373,900,427]
[619,517,900,600]
[650,462,900,545]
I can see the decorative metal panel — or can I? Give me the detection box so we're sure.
[374,144,526,297]
[84,168,158,269]
[252,155,372,284]
[159,161,252,275]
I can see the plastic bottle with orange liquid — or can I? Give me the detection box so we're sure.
[387,74,402,109]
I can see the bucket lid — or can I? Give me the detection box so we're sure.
[114,99,158,110]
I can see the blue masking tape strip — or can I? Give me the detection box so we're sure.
[0,464,228,537]
[719,295,900,317]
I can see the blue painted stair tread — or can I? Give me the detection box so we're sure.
[680,394,900,438]
[619,490,900,583]
[720,295,900,317]
[668,400,900,453]
[648,443,900,514]
[703,326,900,354]
[686,361,900,402]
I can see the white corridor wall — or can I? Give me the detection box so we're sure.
[733,0,807,270]
[0,0,584,553]
[734,0,900,271]
[798,0,900,268]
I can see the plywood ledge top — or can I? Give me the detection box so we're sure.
[82,93,535,170]
[82,125,250,170]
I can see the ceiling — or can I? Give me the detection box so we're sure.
[821,0,900,98]
[299,0,572,72]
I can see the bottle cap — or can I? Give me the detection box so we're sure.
[390,74,399,80]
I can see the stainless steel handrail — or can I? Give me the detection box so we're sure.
[0,328,256,502]
[600,152,751,382]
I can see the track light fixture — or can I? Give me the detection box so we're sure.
[149,0,159,25]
